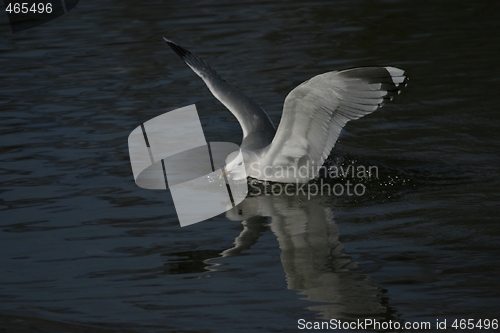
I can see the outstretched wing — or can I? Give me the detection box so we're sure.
[262,67,407,180]
[163,38,275,147]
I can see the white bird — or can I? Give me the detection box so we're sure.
[163,37,407,183]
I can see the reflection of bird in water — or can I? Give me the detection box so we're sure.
[224,194,394,320]
[164,38,407,183]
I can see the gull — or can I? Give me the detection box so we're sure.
[163,37,407,183]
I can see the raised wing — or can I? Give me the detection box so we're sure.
[163,38,275,148]
[261,67,407,182]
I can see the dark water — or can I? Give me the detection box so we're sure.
[1,1,499,332]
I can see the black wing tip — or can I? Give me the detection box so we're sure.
[162,37,190,58]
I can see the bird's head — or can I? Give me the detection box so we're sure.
[221,150,248,181]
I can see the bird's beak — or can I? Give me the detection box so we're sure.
[220,168,230,179]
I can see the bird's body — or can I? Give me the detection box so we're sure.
[164,38,407,183]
